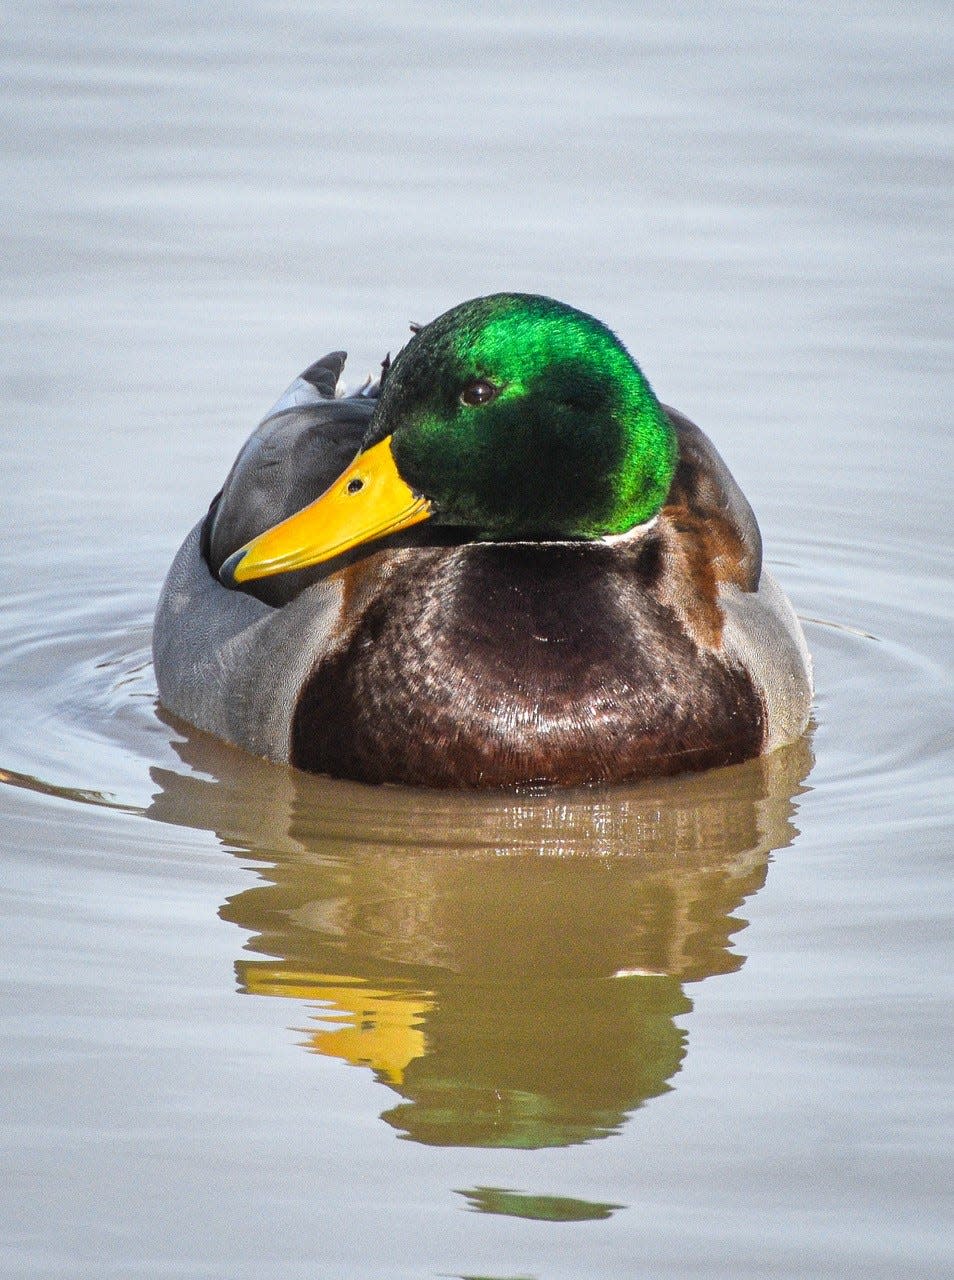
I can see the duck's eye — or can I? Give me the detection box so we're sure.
[459,379,499,407]
[347,477,364,494]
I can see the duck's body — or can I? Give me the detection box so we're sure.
[154,295,811,787]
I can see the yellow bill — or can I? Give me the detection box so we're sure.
[220,435,432,585]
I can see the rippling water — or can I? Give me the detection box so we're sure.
[1,3,951,1277]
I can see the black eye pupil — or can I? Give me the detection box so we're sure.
[460,380,498,406]
[347,477,364,494]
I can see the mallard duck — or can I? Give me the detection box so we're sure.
[153,293,811,787]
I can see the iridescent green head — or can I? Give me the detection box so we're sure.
[220,294,681,589]
[366,293,677,540]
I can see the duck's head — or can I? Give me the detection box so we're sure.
[221,293,677,585]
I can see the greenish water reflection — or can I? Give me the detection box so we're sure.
[147,727,811,1150]
[457,1186,624,1221]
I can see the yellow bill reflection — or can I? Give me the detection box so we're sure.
[242,968,432,1087]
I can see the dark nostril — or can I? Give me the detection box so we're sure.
[347,477,364,494]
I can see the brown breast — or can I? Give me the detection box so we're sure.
[290,542,765,787]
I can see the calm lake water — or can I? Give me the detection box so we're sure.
[1,2,951,1277]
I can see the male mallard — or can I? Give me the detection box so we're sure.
[154,293,811,787]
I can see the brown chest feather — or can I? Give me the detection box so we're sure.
[290,543,765,787]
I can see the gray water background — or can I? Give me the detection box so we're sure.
[1,2,952,1277]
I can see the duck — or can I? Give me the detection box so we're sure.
[153,293,812,788]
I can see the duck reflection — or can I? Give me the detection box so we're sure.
[148,721,811,1149]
